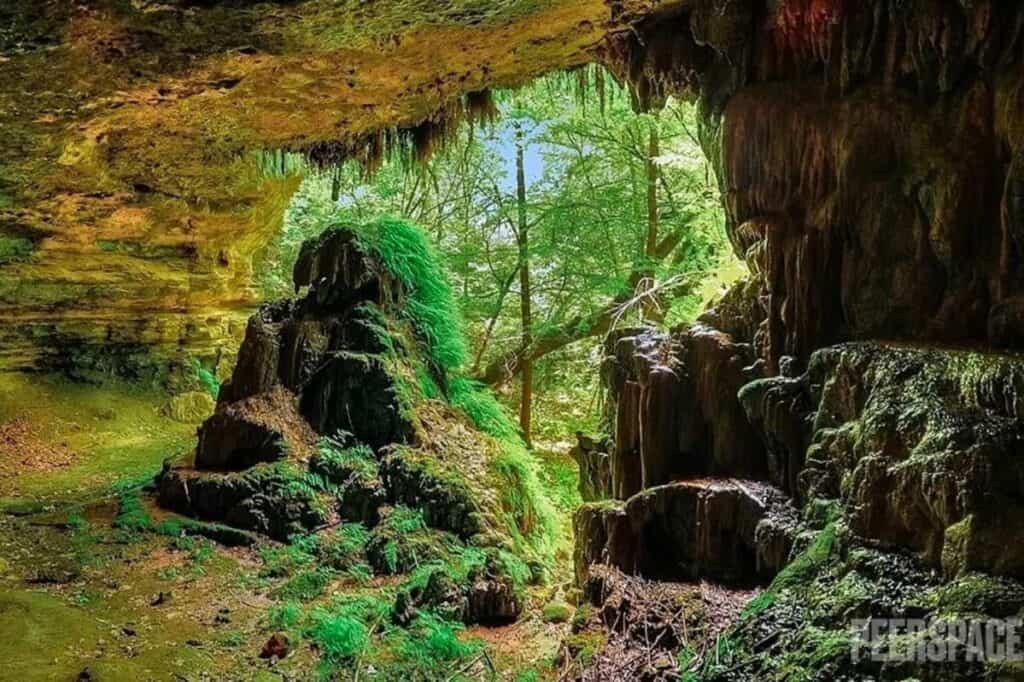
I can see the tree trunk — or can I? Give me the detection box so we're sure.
[645,124,660,259]
[642,123,660,320]
[476,227,689,387]
[515,128,533,447]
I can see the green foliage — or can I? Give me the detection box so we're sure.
[191,359,220,399]
[311,436,377,481]
[0,236,33,264]
[770,523,839,594]
[65,512,88,531]
[355,216,467,372]
[273,566,336,602]
[306,594,391,664]
[268,601,305,630]
[259,68,729,397]
[319,523,371,570]
[308,611,369,663]
[740,590,776,620]
[367,506,437,575]
[259,534,320,578]
[113,492,155,532]
[448,376,519,441]
[494,441,558,557]
[387,506,427,534]
[446,376,559,558]
[395,611,480,670]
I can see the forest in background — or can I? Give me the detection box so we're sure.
[256,70,743,447]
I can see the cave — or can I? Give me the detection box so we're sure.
[2,1,1024,680]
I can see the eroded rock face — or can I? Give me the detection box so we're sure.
[600,324,767,497]
[604,0,1024,372]
[156,224,535,625]
[157,228,415,533]
[200,229,413,470]
[0,1,614,371]
[157,464,327,541]
[752,342,1024,578]
[569,432,612,502]
[575,478,797,586]
[570,3,1024,677]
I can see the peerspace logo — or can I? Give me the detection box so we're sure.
[851,618,1024,663]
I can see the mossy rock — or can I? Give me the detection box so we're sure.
[162,391,215,424]
[541,600,574,623]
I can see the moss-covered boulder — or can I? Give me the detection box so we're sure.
[156,218,554,622]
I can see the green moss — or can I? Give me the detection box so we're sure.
[259,534,320,578]
[773,627,851,680]
[922,572,1024,616]
[305,594,392,665]
[310,437,378,482]
[191,359,220,399]
[0,236,33,263]
[366,507,450,575]
[113,491,156,532]
[394,611,481,672]
[354,216,467,372]
[220,631,246,648]
[267,601,304,630]
[448,376,520,441]
[273,566,337,602]
[770,522,839,593]
[740,590,775,620]
[541,600,573,623]
[319,523,371,570]
[564,631,607,666]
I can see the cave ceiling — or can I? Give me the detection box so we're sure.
[0,0,627,370]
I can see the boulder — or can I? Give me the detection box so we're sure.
[195,386,317,470]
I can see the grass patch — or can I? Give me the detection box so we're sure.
[267,601,304,630]
[273,567,337,602]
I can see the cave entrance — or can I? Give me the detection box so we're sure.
[254,66,743,458]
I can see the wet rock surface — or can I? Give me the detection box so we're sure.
[773,342,1024,578]
[565,3,1024,678]
[600,324,766,498]
[576,478,796,586]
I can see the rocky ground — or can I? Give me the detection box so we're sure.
[0,384,578,681]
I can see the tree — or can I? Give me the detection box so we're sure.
[257,68,736,437]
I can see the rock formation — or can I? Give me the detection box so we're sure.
[569,2,1024,679]
[157,222,549,624]
[0,0,612,373]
